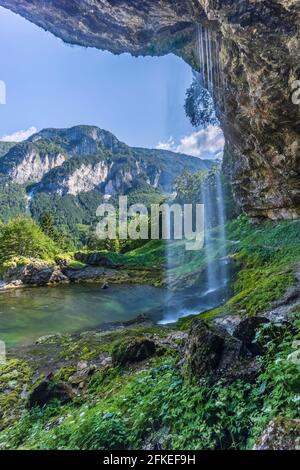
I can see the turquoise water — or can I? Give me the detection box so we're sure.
[0,284,167,349]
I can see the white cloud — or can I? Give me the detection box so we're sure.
[0,126,37,143]
[156,125,225,160]
[156,137,176,152]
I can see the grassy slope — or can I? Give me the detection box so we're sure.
[178,216,300,327]
[100,240,166,269]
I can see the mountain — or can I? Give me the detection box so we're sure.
[0,125,212,193]
[0,142,16,158]
[0,125,213,240]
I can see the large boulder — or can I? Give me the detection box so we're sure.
[3,262,68,287]
[112,338,156,366]
[21,263,53,285]
[184,320,225,378]
[27,380,74,408]
[183,319,257,382]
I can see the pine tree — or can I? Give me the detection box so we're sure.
[39,212,58,241]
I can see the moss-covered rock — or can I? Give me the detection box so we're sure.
[0,360,32,429]
[112,337,156,366]
[27,380,75,409]
[183,319,261,383]
[253,418,300,450]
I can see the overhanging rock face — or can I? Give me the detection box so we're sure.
[1,0,300,219]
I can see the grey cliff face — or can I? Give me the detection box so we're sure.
[0,125,208,197]
[8,150,66,185]
[0,1,299,218]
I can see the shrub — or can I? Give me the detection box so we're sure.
[0,216,59,263]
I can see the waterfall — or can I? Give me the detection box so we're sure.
[25,189,34,214]
[197,24,221,95]
[201,168,229,295]
[196,23,228,294]
[215,170,229,287]
[159,165,230,326]
[159,23,230,324]
[201,179,217,293]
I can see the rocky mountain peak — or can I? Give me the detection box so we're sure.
[0,125,212,195]
[29,125,126,157]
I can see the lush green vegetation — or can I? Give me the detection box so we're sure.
[97,240,165,268]
[0,126,215,247]
[184,75,218,128]
[0,310,299,450]
[177,216,300,329]
[0,216,59,264]
[223,216,300,315]
[30,191,101,248]
[0,142,16,158]
[0,210,299,450]
[0,183,27,222]
[0,125,299,450]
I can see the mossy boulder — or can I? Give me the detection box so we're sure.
[183,320,224,378]
[27,380,74,408]
[183,319,258,382]
[112,337,156,366]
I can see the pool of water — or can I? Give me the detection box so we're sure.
[0,278,233,350]
[0,284,167,349]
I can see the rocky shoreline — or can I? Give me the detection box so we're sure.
[0,255,164,290]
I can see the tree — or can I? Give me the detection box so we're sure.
[184,76,218,128]
[39,212,58,241]
[0,216,58,263]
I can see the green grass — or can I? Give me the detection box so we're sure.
[223,216,300,315]
[177,216,300,329]
[83,240,166,269]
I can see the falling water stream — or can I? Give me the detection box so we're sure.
[160,171,232,325]
[160,24,232,324]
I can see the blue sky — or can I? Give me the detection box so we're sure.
[0,6,224,158]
